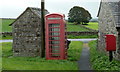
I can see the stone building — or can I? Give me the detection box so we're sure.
[98,0,120,60]
[10,7,49,57]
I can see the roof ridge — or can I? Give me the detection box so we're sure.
[28,7,41,11]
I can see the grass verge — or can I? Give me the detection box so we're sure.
[0,36,13,40]
[2,41,83,70]
[89,40,120,70]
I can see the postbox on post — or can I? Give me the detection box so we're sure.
[45,13,67,60]
[105,34,116,61]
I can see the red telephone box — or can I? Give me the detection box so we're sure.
[45,13,67,60]
[105,34,116,51]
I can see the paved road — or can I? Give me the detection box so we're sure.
[0,39,97,43]
[78,42,91,70]
[0,40,13,43]
[68,39,97,43]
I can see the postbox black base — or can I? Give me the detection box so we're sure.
[109,51,113,62]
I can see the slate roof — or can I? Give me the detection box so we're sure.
[29,7,49,17]
[9,7,49,26]
[97,0,102,17]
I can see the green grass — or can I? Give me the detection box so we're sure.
[84,22,98,30]
[0,19,15,32]
[0,42,2,71]
[68,41,83,61]
[67,24,90,32]
[89,40,120,70]
[1,19,90,32]
[1,19,98,32]
[0,36,13,40]
[2,41,83,70]
[68,35,98,39]
[0,19,98,40]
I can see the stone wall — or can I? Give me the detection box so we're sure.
[98,1,120,60]
[0,32,12,36]
[12,9,42,57]
[0,31,98,37]
[67,31,98,36]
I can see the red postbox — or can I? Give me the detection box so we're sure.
[105,34,116,51]
[45,13,67,60]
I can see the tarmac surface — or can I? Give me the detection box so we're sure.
[78,42,91,70]
[0,40,13,43]
[0,39,97,43]
[68,39,97,70]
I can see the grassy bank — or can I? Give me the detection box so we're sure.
[84,22,98,30]
[67,22,98,31]
[2,41,83,70]
[89,40,120,70]
[0,36,13,40]
[67,24,90,32]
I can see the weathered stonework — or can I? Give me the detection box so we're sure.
[11,7,49,57]
[98,0,120,60]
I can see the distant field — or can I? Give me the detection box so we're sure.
[67,23,90,32]
[1,19,91,32]
[67,22,98,31]
[1,19,15,32]
[1,19,98,39]
[84,22,98,30]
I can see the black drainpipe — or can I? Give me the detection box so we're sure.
[41,0,45,57]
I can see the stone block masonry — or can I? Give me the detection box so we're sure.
[98,0,120,60]
[11,7,49,57]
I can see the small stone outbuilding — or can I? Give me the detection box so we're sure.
[98,0,120,60]
[10,7,49,57]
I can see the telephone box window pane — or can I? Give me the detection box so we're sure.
[50,33,60,36]
[49,24,60,27]
[49,41,60,44]
[52,54,60,57]
[51,45,60,57]
[50,28,60,31]
[48,18,61,20]
[52,45,60,48]
[50,37,60,40]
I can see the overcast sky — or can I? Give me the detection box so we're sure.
[0,0,101,19]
